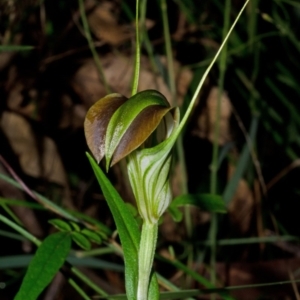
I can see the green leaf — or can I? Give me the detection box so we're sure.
[125,202,139,217]
[170,194,227,219]
[48,219,72,232]
[14,232,71,300]
[81,228,102,244]
[0,45,34,51]
[223,117,258,205]
[84,94,128,163]
[69,221,81,232]
[0,254,124,271]
[86,152,141,299]
[71,232,91,250]
[148,272,159,300]
[167,204,183,222]
[105,90,172,169]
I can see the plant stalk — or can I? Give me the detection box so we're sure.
[131,0,141,96]
[78,0,110,93]
[161,0,191,240]
[209,0,231,292]
[160,0,176,104]
[137,221,158,300]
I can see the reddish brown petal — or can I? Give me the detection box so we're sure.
[111,105,171,166]
[84,94,127,163]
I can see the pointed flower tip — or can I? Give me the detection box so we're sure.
[105,157,111,173]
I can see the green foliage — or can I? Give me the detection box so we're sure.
[71,231,91,250]
[169,193,227,222]
[49,219,72,232]
[0,45,34,51]
[49,219,103,250]
[86,152,141,300]
[14,232,71,300]
[81,228,102,244]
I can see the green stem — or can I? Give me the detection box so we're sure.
[78,0,110,93]
[75,246,114,258]
[173,0,250,141]
[137,221,158,300]
[140,0,147,45]
[176,136,192,237]
[160,0,176,104]
[71,266,108,297]
[68,278,92,300]
[1,203,23,226]
[209,0,231,291]
[161,0,192,239]
[131,0,141,96]
[0,214,41,246]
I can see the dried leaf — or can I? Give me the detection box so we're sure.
[1,112,66,186]
[88,1,131,45]
[1,112,73,209]
[72,54,192,110]
[194,87,232,145]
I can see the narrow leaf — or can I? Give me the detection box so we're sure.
[0,173,80,222]
[69,221,81,232]
[223,117,258,204]
[86,152,140,299]
[81,228,102,244]
[171,194,227,213]
[167,204,183,222]
[1,254,124,271]
[14,232,71,300]
[49,219,72,232]
[0,45,34,51]
[71,232,91,250]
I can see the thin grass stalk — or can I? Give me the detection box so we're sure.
[248,0,260,113]
[140,1,160,78]
[248,0,259,54]
[78,0,110,93]
[160,0,176,103]
[160,0,191,241]
[68,278,92,300]
[0,229,26,241]
[0,203,22,226]
[131,0,141,95]
[70,266,108,297]
[0,214,41,246]
[174,0,250,141]
[208,0,231,290]
[140,0,147,45]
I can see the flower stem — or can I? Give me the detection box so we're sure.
[131,0,141,96]
[137,221,158,300]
